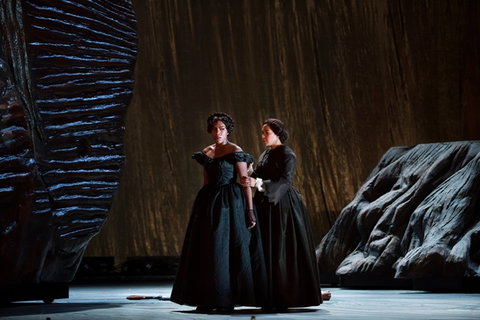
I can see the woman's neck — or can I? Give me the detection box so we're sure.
[269,143,282,150]
[215,140,229,148]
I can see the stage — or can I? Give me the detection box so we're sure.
[1,279,479,319]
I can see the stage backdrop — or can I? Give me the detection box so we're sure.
[84,0,480,265]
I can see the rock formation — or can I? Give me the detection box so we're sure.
[0,0,137,284]
[317,141,480,279]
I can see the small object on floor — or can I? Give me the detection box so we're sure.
[322,290,332,301]
[126,294,170,301]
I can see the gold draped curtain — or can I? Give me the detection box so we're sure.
[85,0,480,265]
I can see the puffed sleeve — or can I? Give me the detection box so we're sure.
[192,151,206,165]
[234,151,254,164]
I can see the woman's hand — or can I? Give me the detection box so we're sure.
[241,176,255,188]
[246,209,256,229]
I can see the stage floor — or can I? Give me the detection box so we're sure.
[1,280,479,319]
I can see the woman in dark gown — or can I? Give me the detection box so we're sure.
[170,112,266,313]
[241,118,325,311]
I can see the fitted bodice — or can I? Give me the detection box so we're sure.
[251,145,297,204]
[193,151,253,186]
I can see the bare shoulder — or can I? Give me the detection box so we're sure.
[228,142,243,152]
[203,144,215,156]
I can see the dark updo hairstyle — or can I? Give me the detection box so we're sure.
[264,118,289,143]
[207,112,235,135]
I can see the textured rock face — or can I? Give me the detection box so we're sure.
[0,0,137,284]
[317,141,480,279]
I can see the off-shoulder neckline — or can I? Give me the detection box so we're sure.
[202,151,245,160]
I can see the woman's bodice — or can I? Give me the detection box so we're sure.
[252,145,297,203]
[193,151,253,186]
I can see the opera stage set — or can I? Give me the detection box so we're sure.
[1,0,480,319]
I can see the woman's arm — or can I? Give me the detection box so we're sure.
[236,160,256,229]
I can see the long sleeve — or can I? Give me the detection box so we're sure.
[253,146,296,204]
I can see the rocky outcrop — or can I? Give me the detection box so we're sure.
[317,141,480,279]
[0,0,137,284]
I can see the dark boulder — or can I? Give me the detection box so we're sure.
[317,141,480,279]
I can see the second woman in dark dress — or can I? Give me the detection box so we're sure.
[242,118,324,311]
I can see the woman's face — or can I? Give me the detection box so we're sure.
[211,120,229,144]
[261,124,281,147]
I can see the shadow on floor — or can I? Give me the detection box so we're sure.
[0,302,123,317]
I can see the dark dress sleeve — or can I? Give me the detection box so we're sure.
[261,146,296,204]
[234,151,254,164]
[192,151,206,165]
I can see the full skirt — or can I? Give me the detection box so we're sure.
[253,186,322,308]
[171,183,267,307]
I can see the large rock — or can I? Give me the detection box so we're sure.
[0,0,137,284]
[317,141,480,279]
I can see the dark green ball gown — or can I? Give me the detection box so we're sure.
[171,151,267,308]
